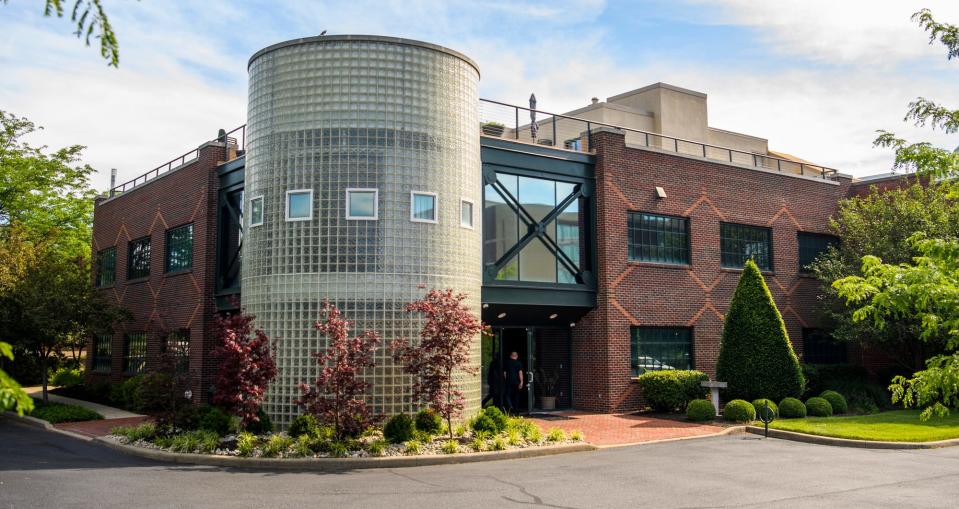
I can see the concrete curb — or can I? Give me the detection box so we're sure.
[595,425,746,449]
[745,425,959,449]
[94,437,597,470]
[2,412,94,442]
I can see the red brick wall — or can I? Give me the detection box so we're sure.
[87,142,230,402]
[849,174,927,197]
[572,129,853,412]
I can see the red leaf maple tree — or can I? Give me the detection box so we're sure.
[296,300,381,440]
[391,288,483,440]
[211,310,278,428]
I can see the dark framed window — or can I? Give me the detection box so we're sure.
[165,223,194,273]
[127,236,151,280]
[803,328,847,364]
[123,333,147,374]
[630,327,693,376]
[628,212,690,264]
[798,232,838,273]
[95,247,116,287]
[721,222,772,270]
[163,329,190,373]
[92,334,112,373]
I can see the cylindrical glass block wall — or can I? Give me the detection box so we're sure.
[244,36,482,428]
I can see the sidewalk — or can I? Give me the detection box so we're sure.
[528,411,728,447]
[24,386,149,438]
[24,386,142,419]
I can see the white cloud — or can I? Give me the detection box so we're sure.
[697,0,959,67]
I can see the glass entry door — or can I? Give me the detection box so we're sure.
[493,327,535,414]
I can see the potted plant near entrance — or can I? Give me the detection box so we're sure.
[481,121,505,137]
[535,368,560,410]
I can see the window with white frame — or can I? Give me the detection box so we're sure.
[249,195,264,227]
[285,189,313,221]
[460,199,474,229]
[346,189,378,220]
[411,191,437,223]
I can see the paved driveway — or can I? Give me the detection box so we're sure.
[3,418,959,508]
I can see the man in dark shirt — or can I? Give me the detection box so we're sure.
[504,351,524,414]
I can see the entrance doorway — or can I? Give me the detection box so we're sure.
[480,326,571,414]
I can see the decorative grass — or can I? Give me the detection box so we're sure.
[768,410,959,442]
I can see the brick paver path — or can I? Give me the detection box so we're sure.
[55,416,150,438]
[528,411,724,447]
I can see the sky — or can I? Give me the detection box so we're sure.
[1,0,958,190]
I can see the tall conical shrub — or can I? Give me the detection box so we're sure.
[716,259,804,401]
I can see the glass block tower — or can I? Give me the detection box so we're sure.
[244,35,482,428]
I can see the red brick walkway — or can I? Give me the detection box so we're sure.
[528,411,724,447]
[55,416,150,438]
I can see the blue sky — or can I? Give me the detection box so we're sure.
[1,0,957,189]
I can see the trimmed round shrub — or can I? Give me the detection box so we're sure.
[686,399,716,422]
[751,398,779,418]
[288,414,320,438]
[50,367,84,388]
[635,370,709,412]
[415,408,443,434]
[716,260,805,402]
[197,406,233,436]
[819,390,848,415]
[384,413,414,444]
[779,397,807,418]
[471,414,498,435]
[805,397,833,417]
[723,399,756,423]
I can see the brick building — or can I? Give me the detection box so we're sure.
[88,35,902,420]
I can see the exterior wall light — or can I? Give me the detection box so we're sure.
[497,312,507,319]
[549,313,558,319]
[482,303,489,309]
[655,186,667,199]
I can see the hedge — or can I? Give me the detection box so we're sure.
[716,260,804,402]
[415,408,443,434]
[779,397,807,418]
[384,414,414,443]
[723,399,756,423]
[635,370,709,412]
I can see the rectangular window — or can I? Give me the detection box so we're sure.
[285,189,313,221]
[411,191,437,223]
[123,332,147,374]
[627,212,690,265]
[631,327,693,376]
[127,236,151,280]
[803,328,847,364]
[165,223,193,273]
[798,232,839,272]
[92,334,112,373]
[163,329,190,373]
[720,222,772,270]
[249,195,264,227]
[460,199,474,229]
[345,188,378,220]
[95,247,116,287]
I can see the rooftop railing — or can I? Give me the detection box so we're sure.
[108,125,246,197]
[479,98,839,180]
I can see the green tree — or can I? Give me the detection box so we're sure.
[716,260,804,402]
[0,111,96,258]
[810,183,959,371]
[1,0,121,66]
[834,236,959,420]
[0,227,129,402]
[832,10,959,420]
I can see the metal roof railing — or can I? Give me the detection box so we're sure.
[108,125,246,197]
[479,98,839,180]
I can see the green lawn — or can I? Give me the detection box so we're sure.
[768,410,959,442]
[29,399,103,424]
